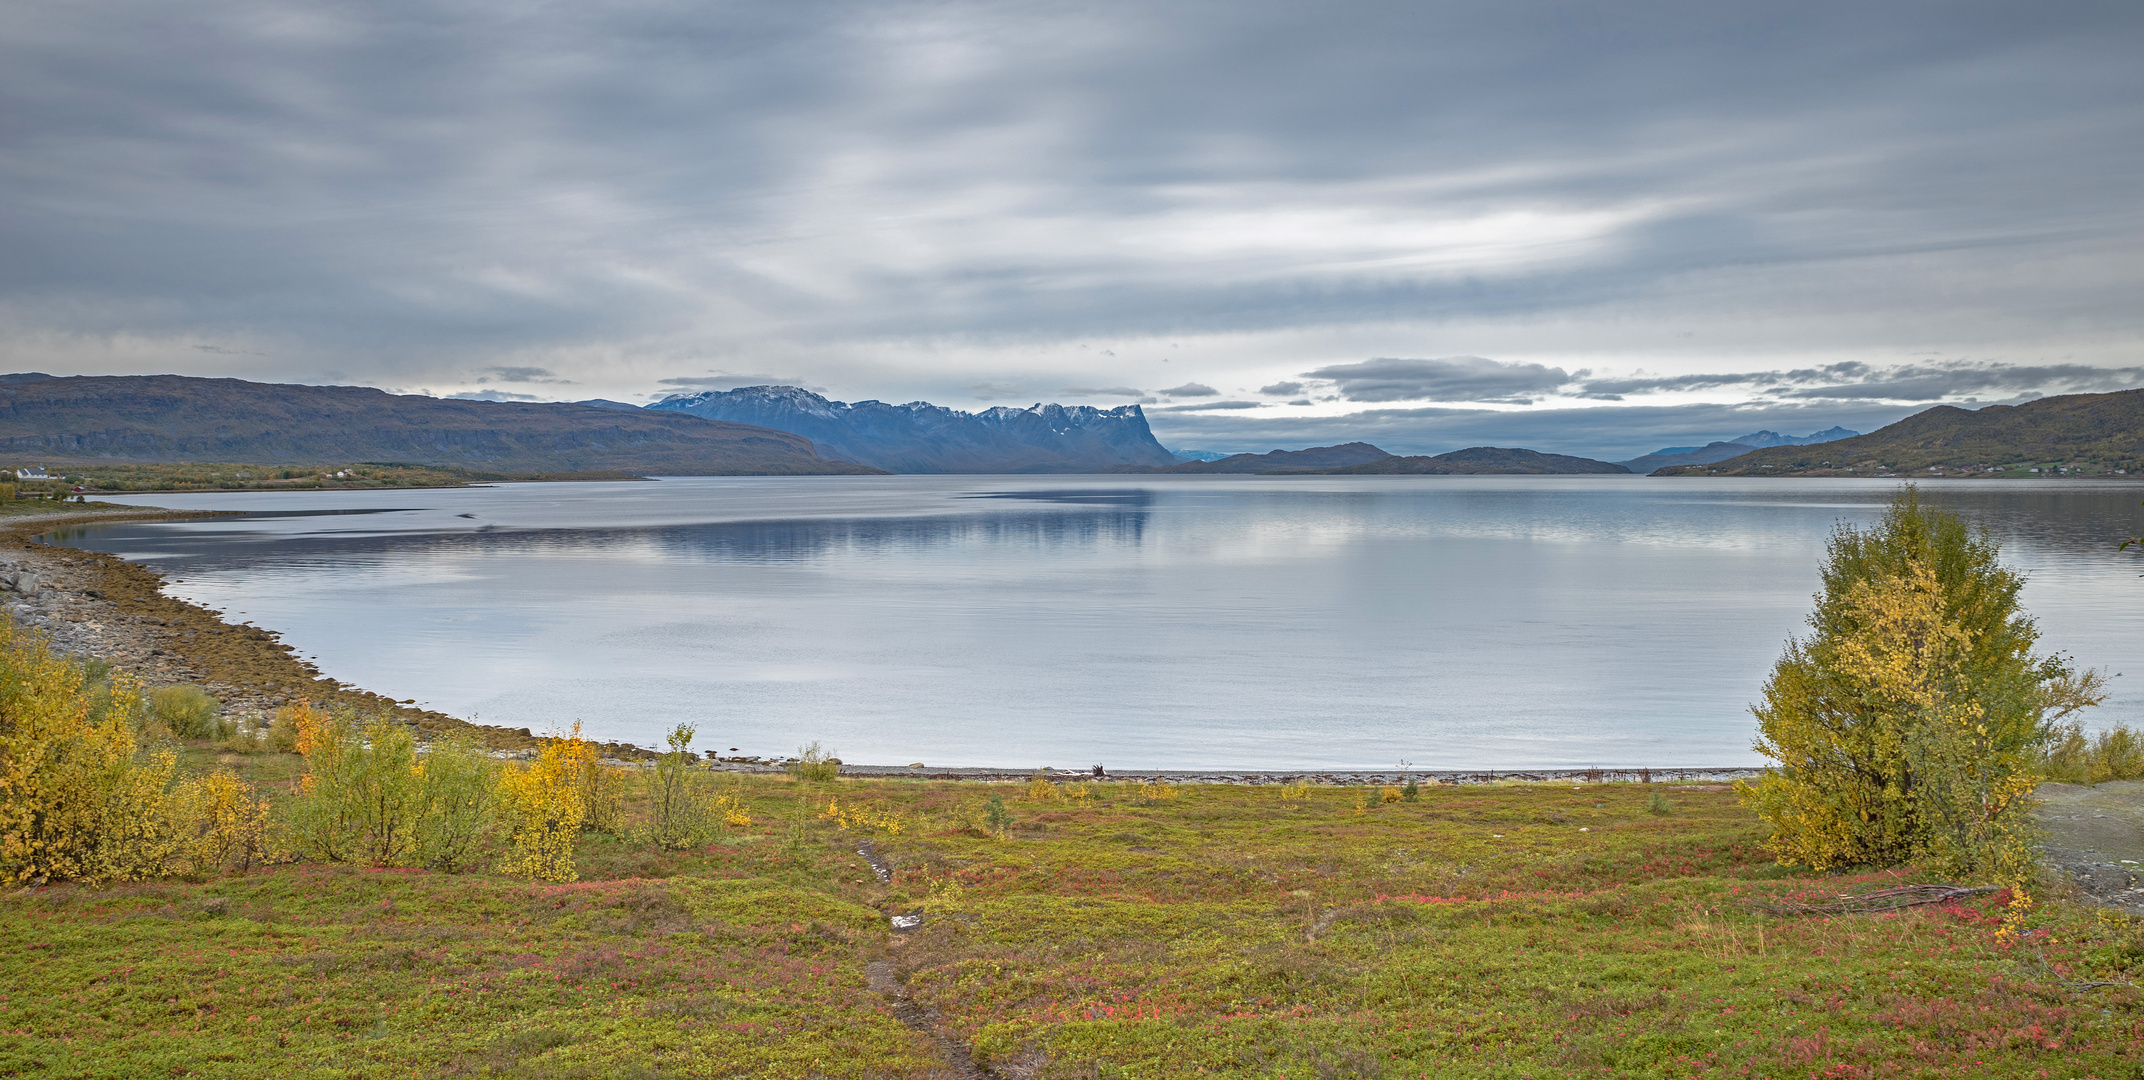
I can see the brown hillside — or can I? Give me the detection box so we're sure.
[0,374,883,475]
[1655,388,2144,477]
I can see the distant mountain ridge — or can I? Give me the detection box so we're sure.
[649,386,1175,472]
[0,373,877,475]
[1656,389,2144,476]
[1323,446,1629,475]
[1620,427,1859,473]
[1137,442,1393,473]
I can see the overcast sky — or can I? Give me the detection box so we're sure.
[5,0,2141,457]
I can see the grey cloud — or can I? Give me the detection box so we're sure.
[1158,383,1220,397]
[1258,381,1304,396]
[1303,357,1573,403]
[1062,385,1149,400]
[967,381,1028,401]
[1153,400,1265,412]
[0,0,2139,398]
[1285,398,1312,406]
[480,366,571,385]
[656,374,804,389]
[1578,361,2144,403]
[448,389,541,401]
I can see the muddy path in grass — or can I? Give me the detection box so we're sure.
[2037,780,2144,912]
[0,506,643,757]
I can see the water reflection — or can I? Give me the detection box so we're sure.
[42,477,2144,769]
[60,505,1153,570]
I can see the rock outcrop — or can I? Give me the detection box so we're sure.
[649,386,1176,472]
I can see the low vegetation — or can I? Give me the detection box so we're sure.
[3,461,645,495]
[2,606,2141,1077]
[3,487,2139,1075]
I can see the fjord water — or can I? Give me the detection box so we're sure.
[58,478,2144,769]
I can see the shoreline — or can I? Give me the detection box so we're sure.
[8,504,1770,783]
[2,504,622,757]
[731,762,1765,785]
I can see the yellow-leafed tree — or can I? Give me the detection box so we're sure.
[0,623,194,884]
[497,733,588,881]
[1741,489,2100,876]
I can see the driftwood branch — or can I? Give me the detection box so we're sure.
[1757,883,1999,915]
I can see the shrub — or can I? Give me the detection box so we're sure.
[498,735,588,881]
[1025,769,1055,802]
[282,704,367,863]
[789,741,839,784]
[285,706,472,869]
[182,769,276,872]
[147,684,220,740]
[820,797,904,834]
[0,623,196,884]
[266,705,302,753]
[1646,789,1673,815]
[2040,721,2144,784]
[982,793,1013,839]
[412,735,497,872]
[1739,489,2102,877]
[217,716,266,755]
[647,727,756,839]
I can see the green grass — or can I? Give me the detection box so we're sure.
[4,756,2139,1078]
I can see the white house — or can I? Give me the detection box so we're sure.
[14,467,48,480]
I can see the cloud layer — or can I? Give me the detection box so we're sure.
[1,0,2140,450]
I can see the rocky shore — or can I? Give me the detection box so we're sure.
[0,506,636,756]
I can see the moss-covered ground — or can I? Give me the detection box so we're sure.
[4,756,2141,1078]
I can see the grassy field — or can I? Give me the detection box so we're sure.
[3,749,2140,1079]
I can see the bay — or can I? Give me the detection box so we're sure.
[51,476,2144,769]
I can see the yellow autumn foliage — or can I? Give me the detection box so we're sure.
[497,731,588,882]
[0,622,244,884]
[1740,490,2101,878]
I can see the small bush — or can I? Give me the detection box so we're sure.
[284,706,419,866]
[0,624,199,884]
[1025,769,1055,802]
[820,797,903,834]
[647,724,705,850]
[789,741,839,784]
[266,706,302,753]
[982,793,1014,839]
[182,770,276,871]
[498,734,589,882]
[2041,721,2144,784]
[217,716,266,755]
[148,685,220,740]
[413,735,498,872]
[1132,781,1178,805]
[285,707,496,870]
[1647,789,1674,815]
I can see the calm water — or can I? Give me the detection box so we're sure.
[53,477,2144,769]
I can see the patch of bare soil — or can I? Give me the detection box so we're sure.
[2036,780,2144,911]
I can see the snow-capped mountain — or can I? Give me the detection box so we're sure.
[648,386,1177,473]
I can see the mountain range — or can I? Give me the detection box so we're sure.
[0,374,878,475]
[1656,390,2144,476]
[1131,443,1629,474]
[1136,442,1394,473]
[1617,427,1859,473]
[649,386,1175,472]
